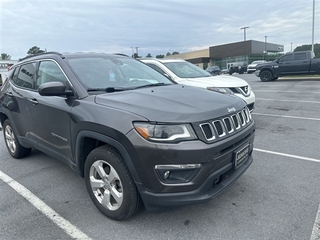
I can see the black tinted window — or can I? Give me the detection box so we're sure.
[14,63,36,89]
[280,55,292,62]
[293,53,307,61]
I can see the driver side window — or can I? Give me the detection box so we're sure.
[36,61,67,90]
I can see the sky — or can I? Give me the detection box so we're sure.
[1,0,319,60]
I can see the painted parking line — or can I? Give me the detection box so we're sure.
[0,170,92,240]
[254,90,320,94]
[311,204,320,240]
[253,148,320,163]
[252,113,320,121]
[255,98,320,104]
[254,148,320,240]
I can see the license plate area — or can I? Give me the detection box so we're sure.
[234,144,249,168]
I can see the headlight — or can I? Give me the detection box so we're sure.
[133,122,197,142]
[206,87,234,95]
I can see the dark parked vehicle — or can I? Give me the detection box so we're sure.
[255,51,320,81]
[0,52,255,220]
[205,65,221,75]
[229,62,247,75]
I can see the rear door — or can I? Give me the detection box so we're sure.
[3,63,36,147]
[291,52,309,73]
[28,60,74,163]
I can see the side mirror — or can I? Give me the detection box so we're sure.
[38,81,73,96]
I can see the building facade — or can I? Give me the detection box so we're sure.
[166,40,284,70]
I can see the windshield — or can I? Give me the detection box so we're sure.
[66,56,174,90]
[163,61,212,78]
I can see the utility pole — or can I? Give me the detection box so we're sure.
[264,36,267,60]
[312,0,315,52]
[240,27,249,62]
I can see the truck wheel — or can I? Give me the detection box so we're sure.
[3,119,31,158]
[84,145,141,220]
[260,70,272,82]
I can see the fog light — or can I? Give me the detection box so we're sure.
[155,164,201,184]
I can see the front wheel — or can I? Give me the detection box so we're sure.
[3,119,31,158]
[260,70,273,82]
[84,145,141,220]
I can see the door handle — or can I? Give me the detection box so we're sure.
[28,98,39,105]
[7,92,13,97]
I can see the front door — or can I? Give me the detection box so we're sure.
[28,60,74,163]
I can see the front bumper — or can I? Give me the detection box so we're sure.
[255,70,260,77]
[139,155,253,211]
[126,121,255,211]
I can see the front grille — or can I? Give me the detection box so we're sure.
[199,107,252,142]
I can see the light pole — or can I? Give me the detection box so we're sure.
[240,27,249,62]
[135,47,139,58]
[264,36,267,60]
[312,0,315,52]
[130,47,135,58]
[291,43,293,52]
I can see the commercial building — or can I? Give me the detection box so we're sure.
[166,40,284,69]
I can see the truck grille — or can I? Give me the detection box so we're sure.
[199,107,252,142]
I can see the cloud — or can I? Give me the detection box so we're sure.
[1,0,319,59]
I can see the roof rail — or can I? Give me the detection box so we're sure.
[18,51,63,62]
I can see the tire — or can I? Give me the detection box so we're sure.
[84,145,141,220]
[260,70,273,82]
[3,119,31,158]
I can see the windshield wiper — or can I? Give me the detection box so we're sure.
[87,87,126,93]
[132,82,168,89]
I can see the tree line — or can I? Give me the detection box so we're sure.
[1,44,320,60]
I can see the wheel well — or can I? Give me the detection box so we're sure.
[0,113,8,126]
[78,136,121,177]
[261,68,273,76]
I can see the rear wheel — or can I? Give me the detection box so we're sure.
[84,145,141,220]
[3,119,31,158]
[260,70,272,82]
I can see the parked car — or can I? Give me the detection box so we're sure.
[0,52,255,220]
[229,62,247,75]
[255,51,320,81]
[247,60,266,74]
[140,58,255,112]
[205,65,221,75]
[220,68,229,74]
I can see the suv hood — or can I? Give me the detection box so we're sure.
[95,85,245,122]
[177,75,249,88]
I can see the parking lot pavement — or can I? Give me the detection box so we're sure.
[0,74,319,240]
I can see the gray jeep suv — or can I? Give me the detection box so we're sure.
[0,52,255,220]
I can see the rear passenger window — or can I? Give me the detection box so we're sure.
[36,61,67,90]
[293,53,307,61]
[13,63,36,89]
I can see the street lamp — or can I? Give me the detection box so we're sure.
[291,43,293,52]
[240,27,249,62]
[264,36,267,60]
